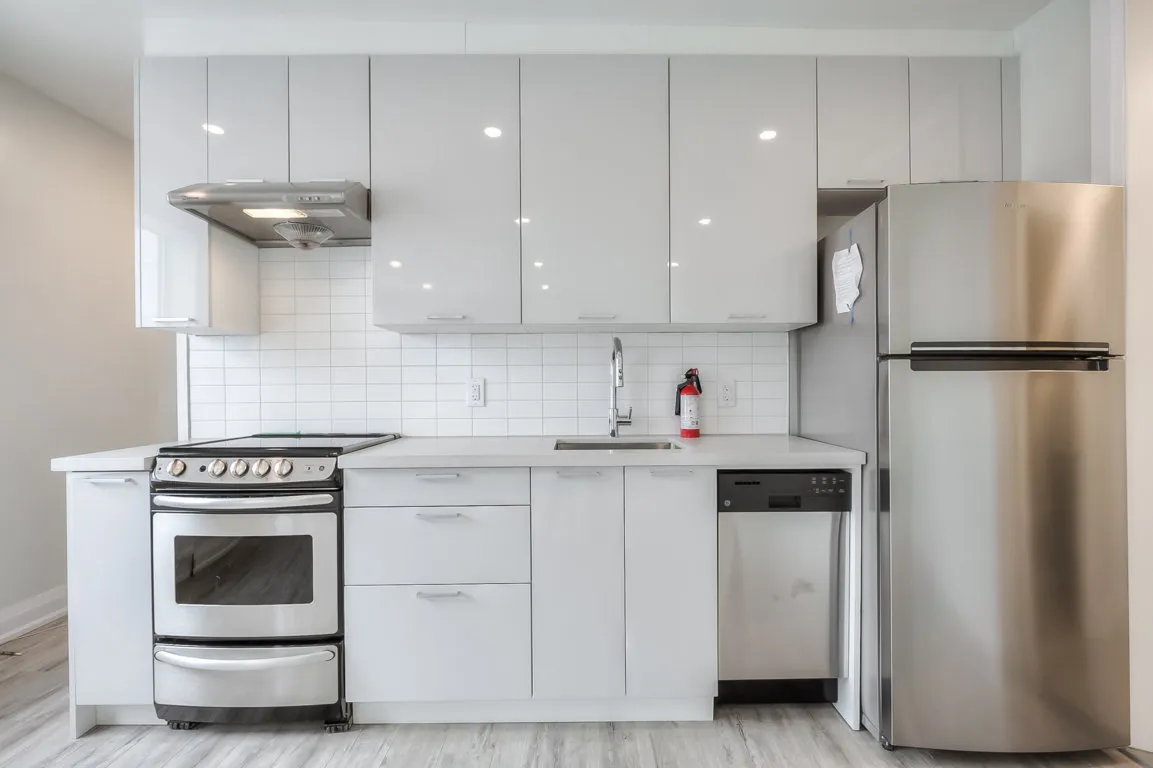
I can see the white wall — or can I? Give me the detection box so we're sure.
[186,248,790,440]
[0,74,176,640]
[1126,2,1153,750]
[1015,0,1093,182]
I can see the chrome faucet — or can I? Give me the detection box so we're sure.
[609,337,632,437]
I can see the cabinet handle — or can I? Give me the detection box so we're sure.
[578,314,617,321]
[152,318,197,324]
[84,477,135,485]
[727,313,766,320]
[415,511,464,521]
[556,470,602,478]
[416,590,466,600]
[224,178,265,184]
[649,469,694,477]
[426,315,467,321]
[845,178,886,186]
[415,473,460,481]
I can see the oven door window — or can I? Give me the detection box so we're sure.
[174,535,314,605]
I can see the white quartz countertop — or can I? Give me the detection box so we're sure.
[51,444,166,473]
[339,435,864,470]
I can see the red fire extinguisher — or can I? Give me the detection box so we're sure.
[676,369,703,439]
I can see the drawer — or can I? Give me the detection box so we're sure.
[345,468,529,508]
[345,506,530,585]
[345,584,531,702]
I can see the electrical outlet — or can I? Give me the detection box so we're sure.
[466,377,485,407]
[719,381,736,408]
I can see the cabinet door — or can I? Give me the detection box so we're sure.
[67,473,153,705]
[521,56,669,325]
[817,57,910,189]
[530,467,625,698]
[207,56,289,183]
[289,55,369,184]
[136,57,210,331]
[345,584,532,702]
[371,56,521,327]
[670,56,816,327]
[625,467,717,698]
[910,57,1003,183]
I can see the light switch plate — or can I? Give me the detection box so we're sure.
[467,377,485,407]
[719,381,735,408]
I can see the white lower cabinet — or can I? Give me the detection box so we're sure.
[67,473,154,705]
[625,467,718,698]
[345,584,532,702]
[530,467,626,699]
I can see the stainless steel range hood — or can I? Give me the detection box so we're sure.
[168,181,370,249]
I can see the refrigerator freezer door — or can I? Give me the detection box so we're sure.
[880,182,1124,355]
[880,357,1129,752]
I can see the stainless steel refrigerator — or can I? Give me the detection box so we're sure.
[797,182,1129,753]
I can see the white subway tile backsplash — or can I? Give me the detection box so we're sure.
[189,248,791,439]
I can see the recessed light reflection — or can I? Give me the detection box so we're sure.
[533,262,543,268]
[422,283,432,290]
[698,218,712,226]
[541,285,550,291]
[202,123,224,135]
[759,130,777,141]
[389,260,402,268]
[515,218,531,225]
[484,126,502,138]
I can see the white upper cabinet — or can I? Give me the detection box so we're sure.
[909,58,1003,183]
[817,56,910,189]
[530,468,626,699]
[371,55,522,328]
[521,56,669,326]
[207,56,288,183]
[289,55,369,184]
[670,56,816,328]
[136,57,258,334]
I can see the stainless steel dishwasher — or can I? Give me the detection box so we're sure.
[718,470,850,681]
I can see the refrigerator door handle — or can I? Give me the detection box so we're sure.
[909,341,1111,355]
[909,358,1112,373]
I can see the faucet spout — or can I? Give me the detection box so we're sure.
[609,337,630,437]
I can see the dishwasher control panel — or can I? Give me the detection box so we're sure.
[718,470,851,512]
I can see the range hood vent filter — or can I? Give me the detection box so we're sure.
[272,221,334,250]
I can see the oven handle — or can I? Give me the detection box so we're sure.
[152,494,334,510]
[154,648,335,672]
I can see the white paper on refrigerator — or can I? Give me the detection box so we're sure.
[832,243,864,314]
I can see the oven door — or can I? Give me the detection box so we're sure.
[152,493,339,640]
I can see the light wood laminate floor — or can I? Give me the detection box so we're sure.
[0,621,1139,768]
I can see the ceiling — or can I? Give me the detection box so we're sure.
[0,0,1050,138]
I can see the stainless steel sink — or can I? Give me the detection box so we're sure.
[554,440,680,451]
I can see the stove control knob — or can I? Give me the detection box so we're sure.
[252,459,271,478]
[208,459,227,477]
[274,459,294,478]
[230,459,249,478]
[166,459,186,477]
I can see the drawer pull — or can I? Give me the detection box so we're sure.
[727,313,766,320]
[845,178,886,186]
[84,477,135,485]
[415,473,461,481]
[577,314,617,321]
[416,590,466,600]
[151,318,197,324]
[415,511,464,521]
[649,469,694,477]
[426,314,467,321]
[555,470,602,478]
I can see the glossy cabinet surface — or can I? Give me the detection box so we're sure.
[521,56,669,325]
[289,55,370,184]
[530,467,626,699]
[206,56,288,183]
[624,468,718,698]
[371,56,522,328]
[670,56,816,327]
[136,56,210,331]
[67,473,153,705]
[817,56,911,189]
[910,57,1003,183]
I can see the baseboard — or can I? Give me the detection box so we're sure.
[353,698,715,724]
[0,585,67,645]
[1122,747,1153,767]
